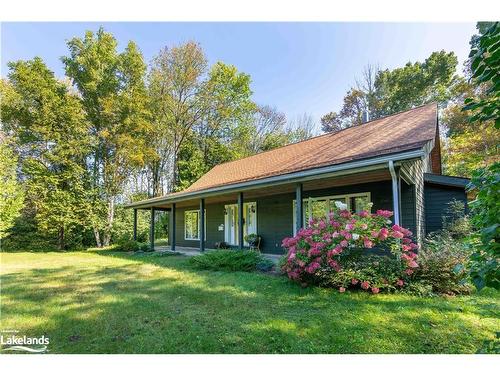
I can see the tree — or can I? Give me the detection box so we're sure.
[321,51,459,132]
[468,163,500,290]
[441,23,499,177]
[146,42,207,194]
[1,58,91,249]
[463,23,500,291]
[0,137,24,238]
[287,113,316,142]
[463,22,500,128]
[249,105,288,152]
[62,28,151,246]
[320,111,343,133]
[195,62,255,173]
[374,51,458,116]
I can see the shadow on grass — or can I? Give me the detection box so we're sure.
[1,251,498,354]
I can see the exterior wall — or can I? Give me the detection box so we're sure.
[171,180,394,254]
[174,203,225,249]
[400,159,426,243]
[424,183,468,234]
[400,181,417,236]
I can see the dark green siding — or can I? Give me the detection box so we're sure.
[424,183,467,234]
[172,180,394,255]
[256,181,393,254]
[400,181,417,236]
[174,203,225,249]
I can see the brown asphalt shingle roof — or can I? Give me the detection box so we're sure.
[181,103,438,194]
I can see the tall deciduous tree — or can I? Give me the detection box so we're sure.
[1,58,90,249]
[321,51,459,132]
[0,136,24,238]
[62,28,151,246]
[197,62,255,168]
[441,23,499,177]
[147,42,207,194]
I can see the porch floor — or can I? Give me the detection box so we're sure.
[155,246,282,263]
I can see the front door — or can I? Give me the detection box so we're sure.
[224,202,257,246]
[224,204,239,246]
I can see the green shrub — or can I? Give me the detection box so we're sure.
[139,242,151,252]
[416,232,473,295]
[316,254,407,293]
[189,250,273,272]
[87,244,122,252]
[118,240,141,252]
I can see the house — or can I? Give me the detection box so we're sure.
[126,103,469,254]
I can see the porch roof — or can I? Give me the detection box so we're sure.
[127,103,437,209]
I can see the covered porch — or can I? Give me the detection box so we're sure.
[129,158,418,255]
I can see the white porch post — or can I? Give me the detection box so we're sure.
[388,160,400,225]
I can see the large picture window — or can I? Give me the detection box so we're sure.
[293,192,371,234]
[184,210,206,240]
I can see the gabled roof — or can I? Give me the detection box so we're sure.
[185,103,438,193]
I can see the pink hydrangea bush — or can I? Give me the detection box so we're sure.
[281,205,419,293]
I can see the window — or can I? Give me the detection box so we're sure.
[184,210,206,240]
[293,192,371,234]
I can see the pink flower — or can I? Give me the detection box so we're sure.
[306,262,321,274]
[330,220,340,228]
[405,269,414,275]
[340,210,351,218]
[392,224,403,232]
[376,209,393,218]
[360,223,368,230]
[371,287,380,294]
[363,238,374,248]
[402,244,412,252]
[340,240,349,248]
[392,231,404,239]
[359,210,370,218]
[378,228,389,240]
[339,287,346,293]
[396,279,404,287]
[308,248,321,257]
[408,260,419,268]
[328,259,340,271]
[361,281,370,290]
[351,278,359,285]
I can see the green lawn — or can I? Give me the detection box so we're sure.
[1,251,498,354]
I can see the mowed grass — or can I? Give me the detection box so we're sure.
[1,251,498,354]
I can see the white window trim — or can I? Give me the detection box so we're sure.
[184,209,207,241]
[293,192,371,235]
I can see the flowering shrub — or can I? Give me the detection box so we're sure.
[281,202,419,293]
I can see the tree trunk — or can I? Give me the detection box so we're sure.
[58,226,65,250]
[93,227,102,248]
[102,198,115,246]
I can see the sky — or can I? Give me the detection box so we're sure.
[1,22,477,130]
